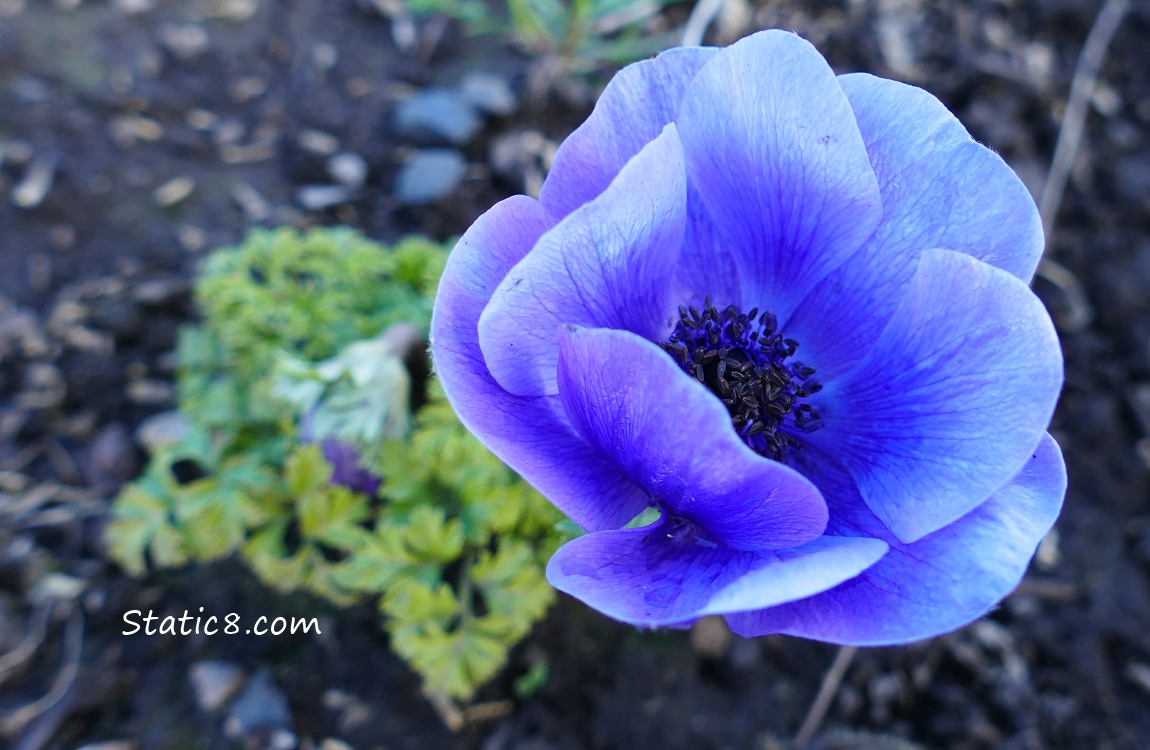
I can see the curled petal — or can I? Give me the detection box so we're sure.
[808,249,1062,543]
[727,434,1066,643]
[431,196,649,531]
[548,524,888,628]
[676,30,882,321]
[786,73,1046,381]
[556,325,826,551]
[479,126,687,397]
[540,46,718,221]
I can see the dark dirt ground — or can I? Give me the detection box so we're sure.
[1,1,1149,749]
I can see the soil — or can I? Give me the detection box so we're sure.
[1,1,1149,749]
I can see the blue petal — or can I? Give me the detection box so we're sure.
[540,46,717,221]
[675,30,882,321]
[727,434,1065,643]
[556,325,827,551]
[807,249,1062,543]
[478,126,687,397]
[785,73,1046,382]
[536,45,740,308]
[431,195,650,531]
[547,524,887,628]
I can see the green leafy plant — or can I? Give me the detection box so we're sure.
[399,0,685,73]
[506,0,685,70]
[107,226,565,704]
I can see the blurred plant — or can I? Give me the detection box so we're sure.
[106,226,565,703]
[399,0,684,72]
[507,0,684,71]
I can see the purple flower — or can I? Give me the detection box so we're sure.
[298,410,382,497]
[430,30,1065,643]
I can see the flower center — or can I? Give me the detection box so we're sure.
[661,299,823,462]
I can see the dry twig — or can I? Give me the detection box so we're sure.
[1037,0,1130,240]
[682,0,726,47]
[793,645,858,748]
[0,610,84,738]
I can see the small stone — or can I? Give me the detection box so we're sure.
[395,88,481,145]
[458,72,517,116]
[136,411,189,452]
[127,378,176,405]
[160,23,210,59]
[1091,82,1122,117]
[394,149,465,205]
[312,42,337,71]
[298,129,340,155]
[689,615,731,659]
[1035,528,1060,570]
[213,118,246,145]
[109,115,164,147]
[85,422,139,492]
[345,78,371,98]
[296,184,353,210]
[131,277,189,304]
[232,182,271,221]
[30,572,87,603]
[186,108,218,130]
[177,225,206,252]
[327,152,368,188]
[225,669,295,747]
[230,75,267,103]
[154,176,196,207]
[11,156,56,208]
[190,661,246,712]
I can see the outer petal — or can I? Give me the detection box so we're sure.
[540,46,718,221]
[808,249,1062,543]
[557,325,826,551]
[676,30,882,321]
[547,524,888,628]
[479,126,686,397]
[727,434,1066,643]
[785,73,1046,381]
[430,195,649,532]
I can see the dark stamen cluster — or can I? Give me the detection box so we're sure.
[661,298,823,462]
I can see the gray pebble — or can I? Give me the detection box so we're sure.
[395,88,481,145]
[135,410,189,453]
[84,422,139,492]
[11,155,56,209]
[394,149,466,205]
[224,669,296,750]
[326,151,368,188]
[458,71,517,116]
[189,660,245,713]
[296,184,354,210]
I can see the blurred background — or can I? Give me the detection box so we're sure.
[0,0,1148,748]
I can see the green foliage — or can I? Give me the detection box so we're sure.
[399,0,685,73]
[106,226,566,704]
[506,0,685,70]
